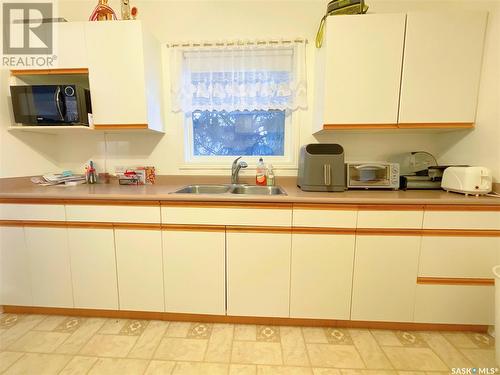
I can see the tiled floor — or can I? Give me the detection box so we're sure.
[0,313,497,374]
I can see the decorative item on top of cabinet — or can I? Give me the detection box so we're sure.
[89,0,117,21]
[121,0,131,20]
[315,0,369,48]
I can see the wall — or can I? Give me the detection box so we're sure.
[1,0,498,181]
[0,70,60,177]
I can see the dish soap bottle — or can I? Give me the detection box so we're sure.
[256,158,267,186]
[267,164,275,186]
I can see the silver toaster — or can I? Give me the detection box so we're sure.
[297,144,346,192]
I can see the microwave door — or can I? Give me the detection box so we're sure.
[31,86,64,124]
[10,86,36,124]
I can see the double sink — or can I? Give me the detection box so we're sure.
[172,184,286,196]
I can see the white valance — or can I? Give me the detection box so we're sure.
[168,39,308,113]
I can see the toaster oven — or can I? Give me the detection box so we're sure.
[346,162,400,190]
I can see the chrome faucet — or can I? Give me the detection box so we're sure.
[231,157,248,184]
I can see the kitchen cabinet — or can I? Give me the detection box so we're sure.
[52,22,88,69]
[67,228,118,310]
[10,22,87,70]
[226,231,291,317]
[398,11,487,124]
[163,229,225,315]
[84,21,164,131]
[0,204,65,221]
[290,233,355,319]
[351,235,421,322]
[114,229,164,312]
[418,236,500,279]
[0,226,32,306]
[414,235,499,324]
[414,285,494,325]
[313,13,406,131]
[24,227,73,308]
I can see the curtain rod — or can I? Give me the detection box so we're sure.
[166,38,308,48]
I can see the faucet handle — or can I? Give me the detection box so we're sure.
[240,161,248,168]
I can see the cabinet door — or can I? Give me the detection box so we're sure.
[399,11,487,123]
[10,22,87,70]
[227,231,291,317]
[318,14,405,126]
[53,22,87,69]
[114,229,164,312]
[163,230,225,315]
[351,235,420,322]
[25,227,73,308]
[0,226,32,306]
[290,233,355,319]
[67,228,118,309]
[85,21,147,126]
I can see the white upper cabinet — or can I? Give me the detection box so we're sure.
[314,14,406,131]
[52,22,88,69]
[11,22,87,70]
[398,11,487,124]
[85,21,164,131]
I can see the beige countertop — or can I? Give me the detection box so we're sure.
[1,175,499,206]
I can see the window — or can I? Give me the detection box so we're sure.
[192,110,285,156]
[168,40,307,167]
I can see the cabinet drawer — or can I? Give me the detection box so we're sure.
[292,209,357,228]
[0,204,65,221]
[419,236,500,278]
[162,206,291,227]
[414,284,494,325]
[357,210,423,229]
[423,211,500,230]
[66,205,160,223]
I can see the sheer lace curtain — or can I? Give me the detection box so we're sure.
[168,40,308,113]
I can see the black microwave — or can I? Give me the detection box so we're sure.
[10,85,92,126]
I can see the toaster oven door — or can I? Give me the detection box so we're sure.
[348,164,391,187]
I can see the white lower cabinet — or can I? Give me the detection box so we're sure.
[0,226,32,306]
[163,230,225,315]
[24,227,73,308]
[67,228,118,310]
[114,229,164,312]
[419,236,500,278]
[351,235,421,322]
[414,285,495,325]
[290,233,355,319]
[227,231,291,317]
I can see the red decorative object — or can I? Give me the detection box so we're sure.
[89,0,117,21]
[131,6,138,20]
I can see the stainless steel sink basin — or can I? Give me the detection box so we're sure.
[230,185,287,195]
[172,184,287,196]
[172,184,230,194]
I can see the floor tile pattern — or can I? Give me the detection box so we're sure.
[0,313,497,374]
